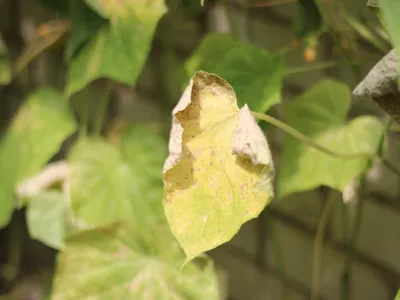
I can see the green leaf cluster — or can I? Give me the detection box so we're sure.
[380,1,400,84]
[0,34,11,85]
[278,80,384,198]
[66,0,166,96]
[185,33,285,113]
[52,125,219,300]
[0,89,76,227]
[1,0,399,298]
[0,1,221,298]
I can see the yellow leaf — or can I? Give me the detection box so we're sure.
[163,71,274,262]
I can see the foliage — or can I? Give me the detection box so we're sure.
[278,79,384,198]
[26,190,68,249]
[69,125,166,228]
[51,223,219,300]
[66,0,166,96]
[163,72,274,261]
[185,33,285,113]
[0,34,11,85]
[0,0,399,299]
[0,89,76,228]
[380,0,400,84]
[293,0,322,41]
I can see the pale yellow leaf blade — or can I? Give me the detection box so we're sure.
[163,72,274,261]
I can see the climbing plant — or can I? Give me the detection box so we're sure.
[0,0,400,299]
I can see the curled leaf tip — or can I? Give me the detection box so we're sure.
[232,104,274,167]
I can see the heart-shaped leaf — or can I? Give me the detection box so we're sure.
[278,79,384,198]
[163,72,274,261]
[185,33,284,113]
[66,0,106,61]
[51,222,219,300]
[66,0,167,96]
[0,89,76,228]
[69,124,166,227]
[26,190,68,250]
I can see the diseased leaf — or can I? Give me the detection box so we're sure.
[278,79,384,198]
[51,222,219,300]
[66,0,167,96]
[0,89,76,228]
[26,190,68,250]
[163,72,274,261]
[353,49,400,124]
[185,33,284,113]
[69,124,166,227]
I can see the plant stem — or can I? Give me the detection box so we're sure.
[343,11,389,53]
[266,215,288,298]
[275,43,294,56]
[286,60,341,75]
[252,111,400,178]
[251,0,296,7]
[340,118,390,300]
[94,81,114,137]
[78,87,90,138]
[341,174,366,300]
[311,192,336,300]
[0,218,21,293]
[14,21,70,77]
[79,104,88,138]
[381,158,400,177]
[251,111,371,159]
[388,124,400,132]
[378,119,400,177]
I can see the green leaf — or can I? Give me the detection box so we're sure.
[0,134,19,228]
[120,125,167,218]
[185,33,285,113]
[51,222,219,300]
[293,0,322,39]
[66,0,106,61]
[66,0,167,96]
[0,89,76,228]
[69,124,166,227]
[37,0,69,14]
[0,34,11,85]
[26,190,68,249]
[380,0,400,84]
[395,290,400,300]
[10,89,76,182]
[278,79,384,198]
